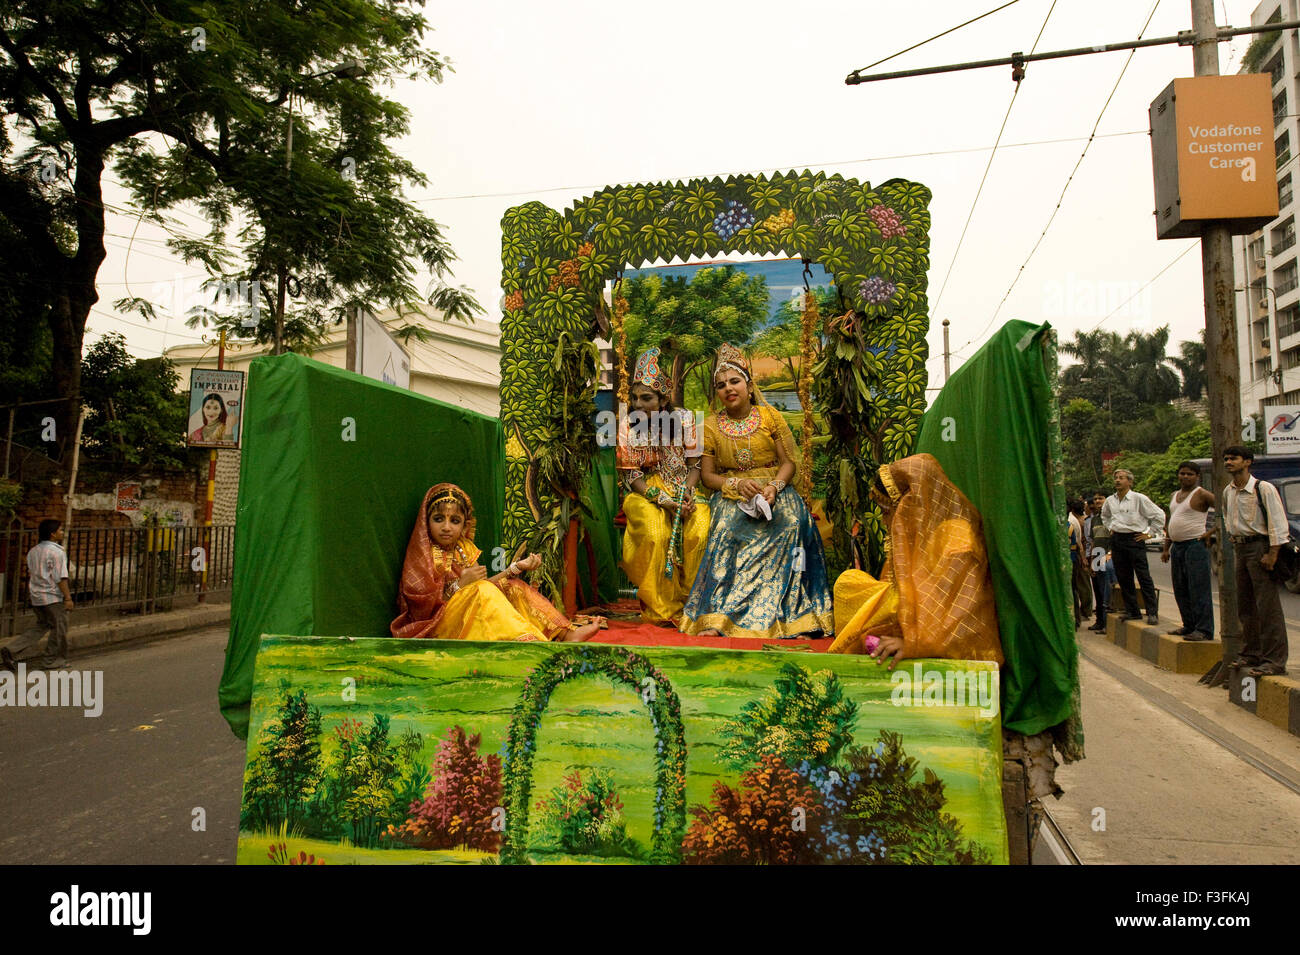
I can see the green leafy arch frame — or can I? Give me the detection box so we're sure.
[500,645,687,864]
[499,171,932,593]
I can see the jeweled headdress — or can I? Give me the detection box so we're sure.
[714,342,751,382]
[632,346,672,397]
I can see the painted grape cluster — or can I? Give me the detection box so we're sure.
[712,199,755,239]
[859,276,896,305]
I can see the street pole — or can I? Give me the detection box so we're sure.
[942,318,951,382]
[198,329,225,603]
[1191,0,1244,681]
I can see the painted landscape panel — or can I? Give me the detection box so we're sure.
[238,636,1006,865]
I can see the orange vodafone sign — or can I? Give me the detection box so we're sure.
[1150,74,1279,239]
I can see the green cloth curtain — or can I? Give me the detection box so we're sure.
[915,321,1083,757]
[218,354,504,739]
[577,446,623,606]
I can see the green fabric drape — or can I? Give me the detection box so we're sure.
[218,354,504,739]
[915,321,1083,758]
[577,446,623,606]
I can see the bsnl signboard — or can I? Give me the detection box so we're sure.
[1150,74,1279,239]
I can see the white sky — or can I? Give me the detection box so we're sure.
[90,0,1266,383]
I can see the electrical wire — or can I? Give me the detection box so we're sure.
[410,130,1149,205]
[931,0,1060,320]
[849,0,1021,76]
[1085,241,1199,333]
[958,0,1164,358]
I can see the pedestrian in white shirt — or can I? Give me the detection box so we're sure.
[1,518,73,671]
[1221,446,1289,677]
[1100,468,1164,625]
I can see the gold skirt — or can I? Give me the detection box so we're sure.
[433,578,569,641]
[621,474,711,625]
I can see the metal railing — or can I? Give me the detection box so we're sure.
[0,524,235,637]
[1273,232,1296,256]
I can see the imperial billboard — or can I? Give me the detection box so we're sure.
[187,368,245,449]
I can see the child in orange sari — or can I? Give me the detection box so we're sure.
[390,483,603,642]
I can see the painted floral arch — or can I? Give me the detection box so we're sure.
[499,171,932,596]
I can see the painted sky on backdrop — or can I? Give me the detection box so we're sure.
[88,0,1266,386]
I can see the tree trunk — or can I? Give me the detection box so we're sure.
[46,145,107,466]
[671,352,685,406]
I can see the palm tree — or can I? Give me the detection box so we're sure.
[1121,326,1181,405]
[1169,332,1208,401]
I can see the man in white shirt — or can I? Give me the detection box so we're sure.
[1221,446,1289,677]
[0,518,73,671]
[1100,468,1164,625]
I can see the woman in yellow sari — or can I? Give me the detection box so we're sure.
[681,344,833,638]
[830,453,1003,665]
[617,347,711,625]
[390,483,603,642]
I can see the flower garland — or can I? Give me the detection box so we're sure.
[612,282,630,408]
[798,290,817,500]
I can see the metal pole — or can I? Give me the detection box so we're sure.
[942,319,951,382]
[62,408,87,534]
[1191,0,1244,682]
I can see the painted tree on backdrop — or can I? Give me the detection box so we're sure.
[0,0,479,465]
[684,661,990,865]
[751,285,839,388]
[622,266,769,407]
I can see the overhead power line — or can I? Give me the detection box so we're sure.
[930,1,1059,320]
[954,0,1164,359]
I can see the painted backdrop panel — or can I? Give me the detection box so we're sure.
[238,636,1006,865]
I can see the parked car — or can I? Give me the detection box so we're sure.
[1194,454,1300,592]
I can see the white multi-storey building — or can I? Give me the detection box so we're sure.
[1234,1,1300,418]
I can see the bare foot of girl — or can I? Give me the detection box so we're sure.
[562,619,604,642]
[697,628,724,637]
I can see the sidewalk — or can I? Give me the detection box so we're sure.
[3,598,232,662]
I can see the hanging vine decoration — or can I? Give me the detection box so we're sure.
[612,275,630,408]
[798,263,817,501]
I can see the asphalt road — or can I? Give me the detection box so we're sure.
[0,626,246,864]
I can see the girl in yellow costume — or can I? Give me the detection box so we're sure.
[390,483,603,642]
[829,453,1003,665]
[617,347,711,625]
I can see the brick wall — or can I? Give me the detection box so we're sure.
[11,466,205,531]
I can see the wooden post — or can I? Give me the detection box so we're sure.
[563,517,580,617]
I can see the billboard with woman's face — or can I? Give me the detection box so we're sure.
[187,368,245,448]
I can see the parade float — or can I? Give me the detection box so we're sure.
[219,172,1081,864]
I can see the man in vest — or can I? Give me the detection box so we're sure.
[1161,461,1215,641]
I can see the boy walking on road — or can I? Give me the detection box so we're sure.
[0,519,73,671]
[1161,461,1215,641]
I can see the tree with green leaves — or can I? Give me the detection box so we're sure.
[0,0,477,463]
[80,333,189,470]
[622,266,768,406]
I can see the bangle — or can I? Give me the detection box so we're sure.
[445,579,461,598]
[768,479,787,492]
[643,487,662,503]
[507,562,521,577]
[726,476,738,492]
